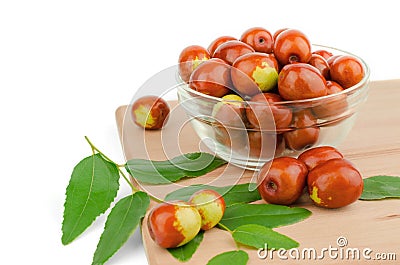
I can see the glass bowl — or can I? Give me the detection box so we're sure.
[177,45,370,170]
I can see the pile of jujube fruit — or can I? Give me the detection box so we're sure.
[257,146,364,208]
[178,27,365,153]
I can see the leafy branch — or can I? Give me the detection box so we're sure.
[61,136,227,264]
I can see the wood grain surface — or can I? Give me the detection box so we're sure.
[116,80,400,264]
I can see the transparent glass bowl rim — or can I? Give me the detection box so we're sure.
[178,44,370,106]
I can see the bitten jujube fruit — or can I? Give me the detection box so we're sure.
[147,201,201,248]
[240,27,274,53]
[189,189,226,230]
[178,45,210,83]
[131,96,170,130]
[257,157,308,205]
[298,146,343,171]
[307,158,364,208]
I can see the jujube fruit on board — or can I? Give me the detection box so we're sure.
[131,96,170,130]
[147,201,201,248]
[189,189,226,230]
[257,157,308,205]
[298,146,343,171]
[307,158,364,208]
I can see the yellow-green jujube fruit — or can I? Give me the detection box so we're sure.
[189,190,226,230]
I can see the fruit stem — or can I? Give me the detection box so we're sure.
[84,136,137,191]
[217,222,233,234]
[85,136,114,163]
[84,136,163,203]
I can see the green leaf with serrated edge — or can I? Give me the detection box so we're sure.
[165,183,260,207]
[62,154,120,245]
[167,230,204,262]
[125,152,227,184]
[220,204,311,230]
[360,176,400,200]
[92,192,150,265]
[207,250,249,265]
[233,224,299,250]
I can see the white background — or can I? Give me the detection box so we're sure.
[1,0,399,264]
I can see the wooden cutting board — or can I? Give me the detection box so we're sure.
[115,80,400,265]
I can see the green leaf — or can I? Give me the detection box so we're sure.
[92,192,150,265]
[165,183,260,207]
[167,231,204,262]
[233,224,299,250]
[62,154,120,245]
[125,152,227,184]
[360,175,400,200]
[207,250,248,265]
[220,204,311,230]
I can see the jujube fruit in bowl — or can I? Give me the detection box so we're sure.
[231,52,279,96]
[278,63,328,100]
[189,58,232,98]
[283,109,320,151]
[329,55,364,89]
[308,53,330,80]
[273,29,312,65]
[207,35,237,56]
[247,131,284,158]
[312,80,348,119]
[312,49,333,60]
[178,45,210,83]
[246,93,292,130]
[176,27,369,169]
[240,27,274,53]
[212,94,247,149]
[212,40,255,65]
